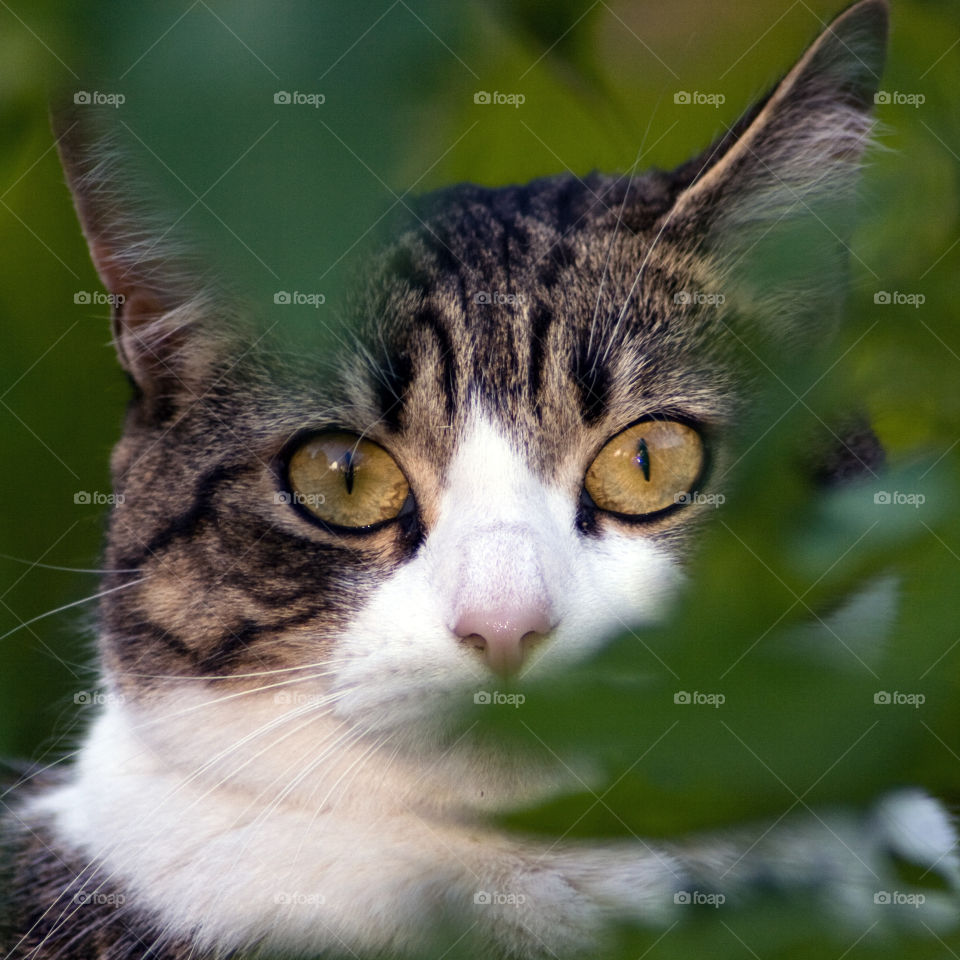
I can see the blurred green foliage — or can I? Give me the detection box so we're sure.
[1,1,959,957]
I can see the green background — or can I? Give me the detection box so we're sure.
[1,1,959,956]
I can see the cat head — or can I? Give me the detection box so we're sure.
[58,1,886,793]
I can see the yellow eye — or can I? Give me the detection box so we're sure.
[285,432,410,529]
[584,420,705,517]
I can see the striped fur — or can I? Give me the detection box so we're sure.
[7,5,947,960]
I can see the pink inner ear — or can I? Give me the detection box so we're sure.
[84,240,179,383]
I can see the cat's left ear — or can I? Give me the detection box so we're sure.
[53,110,208,401]
[661,0,888,327]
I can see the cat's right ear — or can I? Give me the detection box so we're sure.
[53,109,203,399]
[658,0,888,333]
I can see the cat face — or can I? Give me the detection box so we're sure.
[95,178,731,735]
[57,0,885,793]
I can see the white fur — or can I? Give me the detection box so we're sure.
[33,415,958,957]
[31,701,687,957]
[330,413,683,735]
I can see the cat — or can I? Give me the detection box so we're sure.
[2,1,957,958]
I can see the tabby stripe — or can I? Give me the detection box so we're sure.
[528,302,554,401]
[554,178,579,235]
[121,616,197,663]
[117,462,247,568]
[571,334,610,425]
[537,241,576,290]
[197,608,326,674]
[374,349,415,432]
[414,306,457,419]
[386,245,434,298]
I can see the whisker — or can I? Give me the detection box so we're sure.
[126,669,344,731]
[587,104,664,358]
[602,124,735,365]
[0,749,85,800]
[0,578,147,645]
[179,696,347,803]
[0,552,139,575]
[200,708,371,932]
[117,659,346,682]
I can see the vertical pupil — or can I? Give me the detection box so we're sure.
[343,449,355,494]
[634,438,651,482]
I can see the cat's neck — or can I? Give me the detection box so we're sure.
[25,697,571,956]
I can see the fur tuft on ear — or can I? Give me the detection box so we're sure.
[52,107,215,398]
[660,0,888,334]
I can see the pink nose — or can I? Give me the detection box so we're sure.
[454,606,553,677]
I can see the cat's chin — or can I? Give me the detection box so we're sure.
[112,679,578,818]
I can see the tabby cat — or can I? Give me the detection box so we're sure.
[2,1,957,958]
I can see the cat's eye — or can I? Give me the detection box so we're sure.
[284,432,410,530]
[584,419,705,518]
